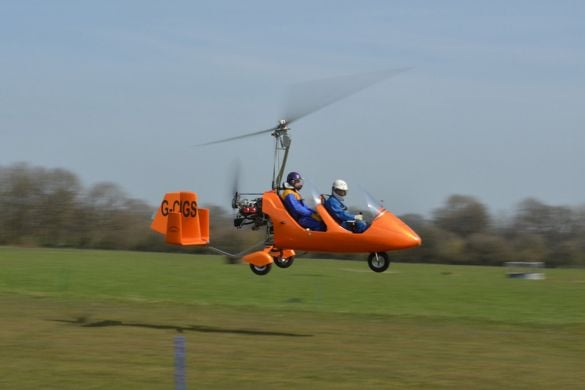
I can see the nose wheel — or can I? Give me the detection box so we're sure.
[367,252,390,273]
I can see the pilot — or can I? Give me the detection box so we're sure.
[324,179,367,233]
[280,172,326,231]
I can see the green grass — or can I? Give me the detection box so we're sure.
[1,246,584,389]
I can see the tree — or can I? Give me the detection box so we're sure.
[513,198,575,241]
[0,163,82,245]
[508,234,548,263]
[433,195,490,238]
[80,182,154,249]
[464,233,511,266]
[3,162,585,267]
[38,168,82,246]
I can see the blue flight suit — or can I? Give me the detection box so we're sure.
[324,195,367,233]
[281,189,326,231]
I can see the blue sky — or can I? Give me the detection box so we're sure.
[1,1,583,215]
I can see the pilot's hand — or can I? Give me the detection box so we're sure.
[355,214,364,221]
[312,213,322,221]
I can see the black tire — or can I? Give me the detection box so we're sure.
[273,256,295,269]
[250,263,272,276]
[367,252,390,273]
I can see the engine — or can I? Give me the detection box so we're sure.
[232,194,267,230]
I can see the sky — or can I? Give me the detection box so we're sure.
[1,1,584,216]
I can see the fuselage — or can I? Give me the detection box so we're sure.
[262,191,421,253]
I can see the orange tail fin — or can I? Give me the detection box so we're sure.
[150,192,209,246]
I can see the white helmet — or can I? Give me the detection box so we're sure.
[332,179,348,191]
[332,179,348,200]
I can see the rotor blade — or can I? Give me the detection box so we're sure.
[282,67,412,124]
[194,67,410,147]
[194,126,277,147]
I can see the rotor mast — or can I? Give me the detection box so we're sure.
[271,120,291,189]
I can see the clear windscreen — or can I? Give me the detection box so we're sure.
[301,179,322,209]
[361,189,386,220]
[302,180,386,222]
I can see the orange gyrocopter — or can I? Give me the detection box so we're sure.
[150,69,421,275]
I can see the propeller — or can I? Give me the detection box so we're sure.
[230,158,241,209]
[194,67,411,147]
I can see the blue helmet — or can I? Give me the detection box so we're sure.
[286,171,302,186]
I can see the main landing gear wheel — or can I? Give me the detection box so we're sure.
[367,252,390,273]
[250,263,272,276]
[273,256,295,269]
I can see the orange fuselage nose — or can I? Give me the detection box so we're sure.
[369,211,422,251]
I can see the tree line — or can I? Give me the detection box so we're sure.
[1,163,584,267]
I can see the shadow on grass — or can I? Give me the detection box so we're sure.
[51,317,313,337]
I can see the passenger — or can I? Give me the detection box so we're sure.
[280,172,326,231]
[324,179,367,233]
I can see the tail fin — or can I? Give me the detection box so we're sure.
[150,192,209,246]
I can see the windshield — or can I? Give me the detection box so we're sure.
[361,189,386,219]
[301,179,323,209]
[305,182,387,221]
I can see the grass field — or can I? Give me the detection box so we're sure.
[1,246,584,389]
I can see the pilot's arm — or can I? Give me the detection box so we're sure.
[283,194,315,217]
[325,196,356,222]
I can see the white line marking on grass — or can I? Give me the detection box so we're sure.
[339,268,400,274]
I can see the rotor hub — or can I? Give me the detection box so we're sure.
[272,119,289,136]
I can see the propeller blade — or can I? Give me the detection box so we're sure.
[229,158,241,209]
[282,67,412,124]
[194,126,277,147]
[230,158,241,195]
